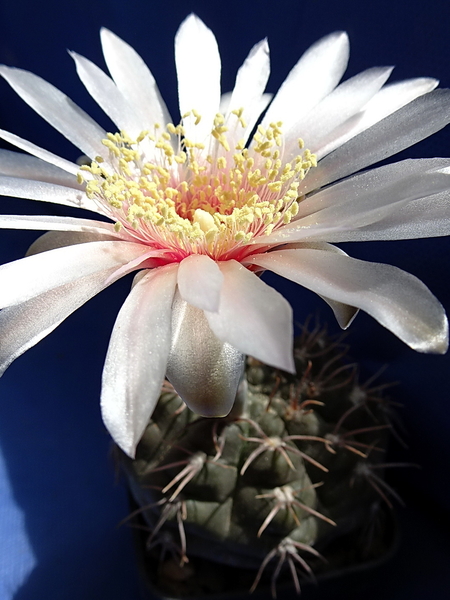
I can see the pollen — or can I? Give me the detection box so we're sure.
[82,112,316,260]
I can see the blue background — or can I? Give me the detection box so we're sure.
[0,0,449,598]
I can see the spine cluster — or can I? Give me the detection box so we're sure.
[119,322,400,598]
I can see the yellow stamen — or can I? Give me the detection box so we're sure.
[82,114,316,256]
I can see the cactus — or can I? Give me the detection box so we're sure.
[119,322,398,598]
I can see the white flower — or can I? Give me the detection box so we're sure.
[0,14,450,456]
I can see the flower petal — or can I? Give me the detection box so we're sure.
[0,240,150,308]
[248,249,448,353]
[177,254,224,312]
[0,66,107,159]
[70,51,143,138]
[225,38,270,145]
[0,265,124,376]
[0,148,81,188]
[227,39,270,111]
[259,158,450,245]
[101,265,178,457]
[175,14,221,145]
[246,242,359,329]
[321,297,358,329]
[100,28,171,130]
[0,175,98,212]
[326,189,450,242]
[316,77,439,159]
[299,89,450,195]
[103,249,170,284]
[221,92,273,133]
[26,230,120,255]
[261,31,350,131]
[286,66,393,156]
[299,157,450,216]
[0,214,120,236]
[205,261,295,372]
[0,129,82,176]
[219,91,232,114]
[166,290,245,417]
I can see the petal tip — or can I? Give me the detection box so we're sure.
[409,319,449,355]
[99,27,124,53]
[121,442,137,459]
[331,30,350,48]
[433,326,449,355]
[182,393,234,418]
[100,26,114,40]
[177,13,207,37]
[283,353,296,375]
[101,406,138,458]
[0,65,14,82]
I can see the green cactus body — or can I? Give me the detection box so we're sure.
[119,324,396,598]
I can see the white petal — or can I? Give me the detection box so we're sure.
[324,189,450,242]
[260,158,450,245]
[226,93,273,149]
[100,28,171,130]
[246,242,358,328]
[166,290,245,417]
[0,148,81,187]
[101,265,178,457]
[362,77,438,118]
[0,66,107,159]
[317,77,439,158]
[227,39,270,110]
[26,230,120,255]
[175,14,221,144]
[219,94,274,124]
[299,89,450,195]
[250,93,273,122]
[248,249,448,353]
[0,129,82,176]
[321,297,358,329]
[225,39,270,145]
[286,66,393,155]
[0,240,150,308]
[0,175,98,212]
[219,92,232,114]
[70,51,143,137]
[103,248,170,284]
[205,261,295,372]
[287,242,359,328]
[0,265,123,376]
[177,254,223,311]
[298,158,450,216]
[0,214,119,236]
[261,32,350,131]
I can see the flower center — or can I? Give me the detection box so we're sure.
[79,111,316,260]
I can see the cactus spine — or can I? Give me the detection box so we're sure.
[119,323,397,598]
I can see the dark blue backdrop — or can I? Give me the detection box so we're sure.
[0,0,449,598]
